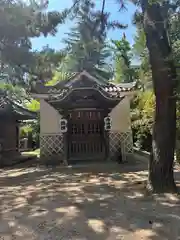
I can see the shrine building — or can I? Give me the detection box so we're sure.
[31,70,136,165]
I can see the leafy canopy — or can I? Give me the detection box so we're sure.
[62,0,113,81]
[0,0,66,85]
[111,35,138,83]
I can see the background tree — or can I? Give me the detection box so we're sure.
[131,91,154,151]
[64,0,180,192]
[0,0,69,146]
[28,46,66,86]
[0,0,66,86]
[112,34,138,83]
[62,0,128,81]
[132,5,180,165]
[2,0,179,193]
[133,28,152,88]
[132,0,180,192]
[63,0,112,80]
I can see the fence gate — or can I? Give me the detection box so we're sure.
[67,110,106,162]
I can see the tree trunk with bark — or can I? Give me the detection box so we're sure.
[141,0,177,192]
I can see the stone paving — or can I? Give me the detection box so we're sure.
[0,160,180,240]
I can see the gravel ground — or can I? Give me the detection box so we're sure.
[0,160,180,240]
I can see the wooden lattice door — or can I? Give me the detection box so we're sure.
[67,110,106,162]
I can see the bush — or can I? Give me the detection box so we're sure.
[131,91,180,157]
[131,90,154,152]
[26,100,40,149]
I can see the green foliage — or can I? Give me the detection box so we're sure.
[25,99,40,147]
[176,102,180,163]
[112,36,138,83]
[0,82,27,99]
[112,37,132,66]
[20,116,40,148]
[62,0,112,80]
[133,28,152,88]
[19,97,40,149]
[133,29,146,56]
[0,0,65,85]
[131,91,154,150]
[131,91,154,130]
[26,99,40,112]
[132,2,180,88]
[29,46,66,84]
[132,2,180,156]
[46,71,74,86]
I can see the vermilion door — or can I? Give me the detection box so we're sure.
[67,110,106,162]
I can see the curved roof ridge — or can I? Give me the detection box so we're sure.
[0,95,37,120]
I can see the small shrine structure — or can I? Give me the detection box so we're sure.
[31,70,136,165]
[0,91,37,164]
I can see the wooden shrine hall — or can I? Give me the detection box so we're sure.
[31,70,136,165]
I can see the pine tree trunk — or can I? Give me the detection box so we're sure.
[141,1,177,192]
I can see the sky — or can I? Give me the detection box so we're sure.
[31,0,137,51]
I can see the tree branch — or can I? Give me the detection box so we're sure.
[100,0,106,37]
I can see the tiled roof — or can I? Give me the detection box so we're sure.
[104,85,136,93]
[0,95,11,111]
[0,94,37,120]
[47,83,129,103]
[47,88,65,94]
[105,81,137,92]
[32,82,137,95]
[31,70,137,95]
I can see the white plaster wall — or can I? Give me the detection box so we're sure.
[40,99,62,134]
[40,95,132,134]
[110,96,131,132]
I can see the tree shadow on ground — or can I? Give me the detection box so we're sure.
[0,159,180,240]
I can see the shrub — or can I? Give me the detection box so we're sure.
[131,90,154,152]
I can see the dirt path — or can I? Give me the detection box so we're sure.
[0,160,180,240]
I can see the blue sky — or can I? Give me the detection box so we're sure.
[31,0,137,51]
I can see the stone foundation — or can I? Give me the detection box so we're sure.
[40,133,67,165]
[40,131,133,165]
[109,130,133,161]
